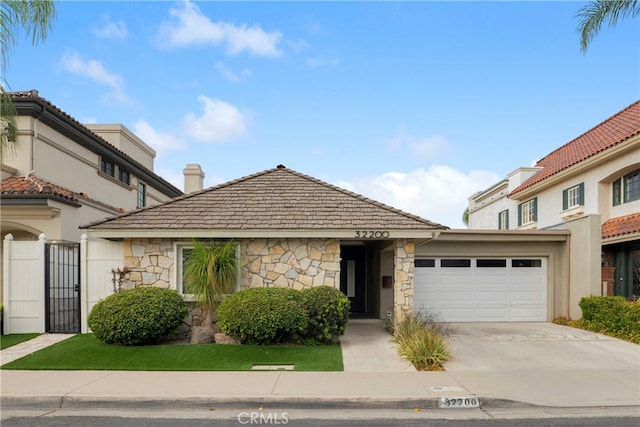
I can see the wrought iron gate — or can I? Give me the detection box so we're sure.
[45,242,80,333]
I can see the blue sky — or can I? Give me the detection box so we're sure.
[7,0,639,228]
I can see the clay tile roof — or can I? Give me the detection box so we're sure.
[1,174,124,212]
[602,212,640,240]
[1,175,79,202]
[83,166,448,231]
[510,100,640,196]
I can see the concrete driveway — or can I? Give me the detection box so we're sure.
[442,322,640,407]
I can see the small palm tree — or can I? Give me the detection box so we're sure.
[576,0,640,53]
[183,240,237,342]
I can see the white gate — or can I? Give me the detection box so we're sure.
[80,233,124,333]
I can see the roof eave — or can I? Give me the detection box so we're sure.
[83,228,446,240]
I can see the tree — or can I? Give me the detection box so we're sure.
[183,240,237,343]
[576,0,640,53]
[1,0,56,156]
[462,207,469,228]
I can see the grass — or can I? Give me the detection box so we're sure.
[0,333,40,350]
[1,334,343,371]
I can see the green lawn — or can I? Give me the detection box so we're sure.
[0,333,40,350]
[1,334,343,371]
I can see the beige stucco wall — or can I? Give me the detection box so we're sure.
[548,215,602,318]
[2,117,174,244]
[415,235,569,320]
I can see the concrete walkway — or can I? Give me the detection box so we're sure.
[0,334,74,365]
[1,322,639,412]
[340,319,416,372]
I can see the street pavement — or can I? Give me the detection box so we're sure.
[1,320,639,414]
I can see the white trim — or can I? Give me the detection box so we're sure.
[85,229,444,240]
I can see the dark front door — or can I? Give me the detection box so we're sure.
[340,245,366,313]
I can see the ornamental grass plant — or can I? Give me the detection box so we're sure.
[391,312,451,371]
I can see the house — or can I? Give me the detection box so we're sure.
[1,90,183,333]
[77,165,574,334]
[1,90,183,243]
[468,100,640,299]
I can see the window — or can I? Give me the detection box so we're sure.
[613,169,640,205]
[100,158,115,177]
[138,182,146,208]
[518,198,537,226]
[118,168,130,185]
[512,259,542,268]
[415,259,435,268]
[441,259,471,268]
[498,210,509,230]
[562,183,584,210]
[477,259,506,268]
[178,246,195,295]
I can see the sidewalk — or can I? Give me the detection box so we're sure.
[1,322,639,412]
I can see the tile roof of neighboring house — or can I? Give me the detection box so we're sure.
[510,100,640,196]
[1,174,124,212]
[83,165,448,231]
[602,212,640,240]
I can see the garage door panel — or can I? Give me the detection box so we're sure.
[475,274,509,286]
[476,291,509,302]
[414,257,547,322]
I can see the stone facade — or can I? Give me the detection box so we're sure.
[240,238,341,290]
[123,238,174,289]
[393,239,415,322]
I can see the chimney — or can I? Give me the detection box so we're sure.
[183,164,204,194]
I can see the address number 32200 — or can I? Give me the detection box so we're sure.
[355,231,390,239]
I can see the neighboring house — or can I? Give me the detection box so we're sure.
[1,90,183,332]
[469,100,640,299]
[1,90,183,243]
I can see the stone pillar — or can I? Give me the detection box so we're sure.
[393,239,415,323]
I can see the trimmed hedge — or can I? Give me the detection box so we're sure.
[579,296,640,344]
[302,286,350,344]
[217,287,309,345]
[88,287,188,345]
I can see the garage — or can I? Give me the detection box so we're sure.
[413,257,547,322]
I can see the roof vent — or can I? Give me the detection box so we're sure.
[276,164,286,169]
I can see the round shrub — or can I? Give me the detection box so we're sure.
[217,287,308,345]
[88,287,188,345]
[302,286,350,344]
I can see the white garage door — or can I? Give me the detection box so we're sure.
[414,258,547,322]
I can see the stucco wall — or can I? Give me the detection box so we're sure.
[239,238,340,290]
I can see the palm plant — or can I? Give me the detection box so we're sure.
[576,0,639,53]
[1,0,57,156]
[183,240,237,342]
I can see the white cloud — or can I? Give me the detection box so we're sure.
[59,51,131,106]
[158,0,282,57]
[183,95,248,143]
[389,129,450,161]
[94,15,128,40]
[133,120,185,154]
[337,166,500,229]
[214,61,252,82]
[306,56,340,69]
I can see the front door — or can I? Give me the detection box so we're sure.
[340,245,366,313]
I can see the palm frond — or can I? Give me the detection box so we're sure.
[577,0,640,53]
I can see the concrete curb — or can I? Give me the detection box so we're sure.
[0,395,541,411]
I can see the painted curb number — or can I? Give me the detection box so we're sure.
[439,397,480,408]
